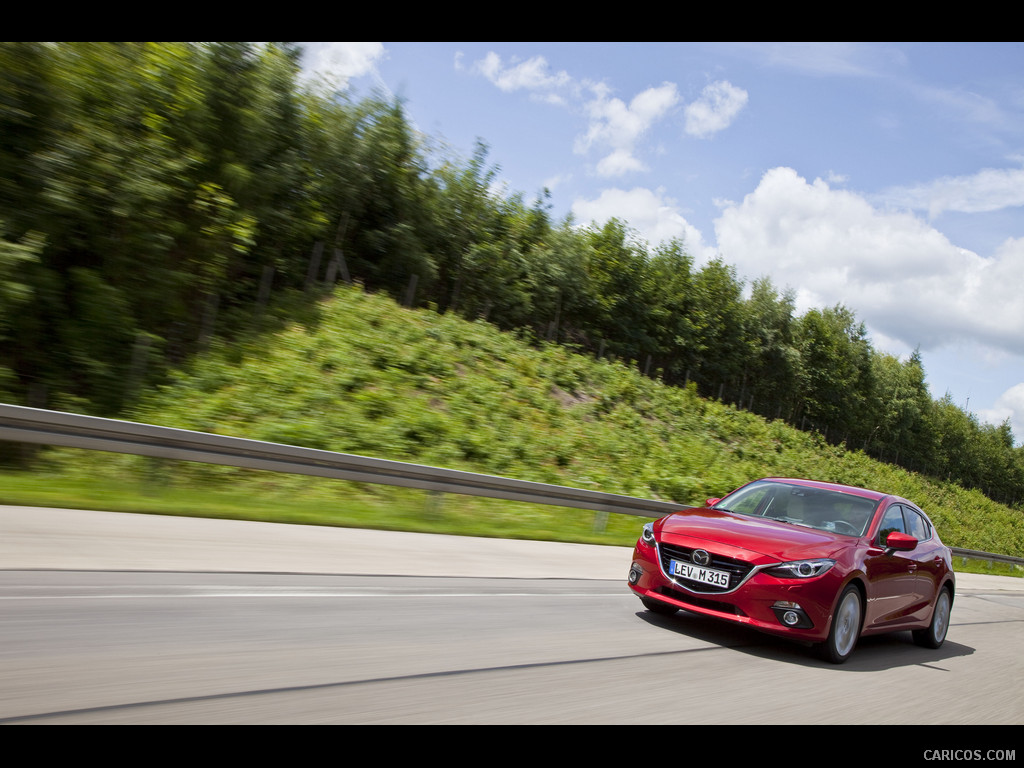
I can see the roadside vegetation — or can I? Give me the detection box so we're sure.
[3,287,1020,574]
[0,43,1021,573]
[2,43,1022,509]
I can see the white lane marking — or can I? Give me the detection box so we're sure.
[0,590,633,600]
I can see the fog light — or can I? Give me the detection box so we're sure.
[628,565,642,584]
[771,600,813,629]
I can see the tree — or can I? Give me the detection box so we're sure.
[646,238,695,384]
[867,348,935,466]
[0,224,42,398]
[341,97,436,300]
[794,305,874,442]
[524,217,591,346]
[742,277,798,418]
[0,43,55,239]
[687,258,747,400]
[580,219,655,363]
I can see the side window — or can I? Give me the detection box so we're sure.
[905,508,931,541]
[876,504,906,545]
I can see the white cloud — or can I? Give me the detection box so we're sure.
[471,53,684,178]
[683,80,749,138]
[595,149,647,177]
[879,165,1024,219]
[471,54,748,177]
[978,382,1024,444]
[541,172,571,193]
[916,83,1007,128]
[740,42,906,78]
[300,42,386,89]
[713,167,1024,357]
[571,187,714,260]
[571,167,1024,440]
[472,52,573,94]
[574,82,680,176]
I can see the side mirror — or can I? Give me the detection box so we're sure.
[885,531,918,551]
[706,498,721,507]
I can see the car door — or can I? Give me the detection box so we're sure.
[902,505,944,618]
[863,502,920,627]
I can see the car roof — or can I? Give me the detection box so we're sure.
[758,477,890,502]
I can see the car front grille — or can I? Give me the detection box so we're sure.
[658,541,754,593]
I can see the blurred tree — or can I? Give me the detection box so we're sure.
[0,224,43,398]
[793,305,874,442]
[646,238,696,384]
[742,277,799,418]
[430,141,504,315]
[523,216,591,346]
[0,42,1017,500]
[0,42,55,238]
[687,258,747,401]
[342,97,436,299]
[581,218,655,363]
[7,42,193,410]
[867,349,935,467]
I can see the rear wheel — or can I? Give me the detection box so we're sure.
[641,596,678,615]
[913,588,951,649]
[820,585,861,664]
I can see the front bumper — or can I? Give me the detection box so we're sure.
[628,537,841,643]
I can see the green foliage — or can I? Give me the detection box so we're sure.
[794,305,874,440]
[26,287,1007,557]
[1,42,1021,507]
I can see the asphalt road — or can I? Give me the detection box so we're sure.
[1,505,1022,725]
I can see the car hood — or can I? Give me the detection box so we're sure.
[657,507,851,561]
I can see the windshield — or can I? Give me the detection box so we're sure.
[715,481,879,537]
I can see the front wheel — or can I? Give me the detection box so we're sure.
[913,588,952,649]
[819,585,862,664]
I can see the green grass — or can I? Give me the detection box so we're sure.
[2,467,1019,576]
[0,464,655,547]
[952,558,1024,578]
[3,284,1022,572]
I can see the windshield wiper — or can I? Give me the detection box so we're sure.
[766,515,811,527]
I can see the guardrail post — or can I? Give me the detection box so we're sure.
[144,456,170,495]
[425,490,444,521]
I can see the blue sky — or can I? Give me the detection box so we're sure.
[297,42,1024,443]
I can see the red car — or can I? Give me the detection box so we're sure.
[627,478,955,663]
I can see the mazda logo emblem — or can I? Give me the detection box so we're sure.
[692,549,711,566]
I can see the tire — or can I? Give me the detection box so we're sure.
[820,585,862,664]
[913,587,952,649]
[641,596,678,615]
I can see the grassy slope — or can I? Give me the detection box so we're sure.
[6,286,1023,559]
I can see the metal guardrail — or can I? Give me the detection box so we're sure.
[948,547,1023,566]
[1,403,1021,567]
[0,404,681,518]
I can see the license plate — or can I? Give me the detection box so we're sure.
[670,559,730,588]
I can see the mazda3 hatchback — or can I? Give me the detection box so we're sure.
[627,478,955,663]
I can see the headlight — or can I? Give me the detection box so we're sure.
[641,522,656,545]
[764,559,835,579]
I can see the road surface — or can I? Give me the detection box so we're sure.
[1,505,1021,725]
